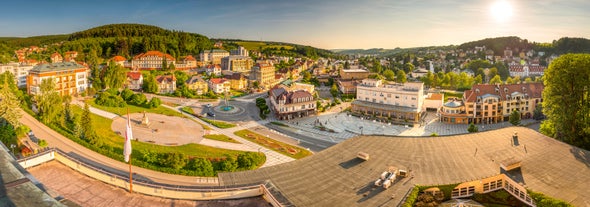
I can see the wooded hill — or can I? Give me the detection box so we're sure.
[0,24,339,63]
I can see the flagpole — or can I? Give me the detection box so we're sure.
[127,107,133,193]
[129,156,133,193]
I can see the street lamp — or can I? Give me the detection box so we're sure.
[10,144,16,156]
[359,126,364,135]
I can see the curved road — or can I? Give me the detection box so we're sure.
[19,111,219,186]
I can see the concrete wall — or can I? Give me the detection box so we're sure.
[18,151,55,169]
[52,153,264,200]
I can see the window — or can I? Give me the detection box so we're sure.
[395,96,399,99]
[411,97,416,100]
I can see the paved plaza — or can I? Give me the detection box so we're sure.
[273,110,539,144]
[111,113,204,146]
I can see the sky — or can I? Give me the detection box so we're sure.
[1,0,589,49]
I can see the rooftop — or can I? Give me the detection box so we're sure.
[0,143,64,207]
[219,127,590,207]
[30,62,86,73]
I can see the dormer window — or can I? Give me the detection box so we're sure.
[504,88,508,93]
[495,87,499,93]
[475,89,480,93]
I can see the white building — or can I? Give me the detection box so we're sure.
[0,62,34,88]
[351,79,425,124]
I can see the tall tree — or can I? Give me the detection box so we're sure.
[396,70,407,83]
[36,78,63,124]
[509,110,521,126]
[142,75,159,93]
[489,75,502,84]
[0,82,21,127]
[103,61,127,89]
[383,69,395,81]
[541,54,590,149]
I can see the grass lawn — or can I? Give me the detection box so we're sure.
[76,106,248,159]
[234,129,312,159]
[200,117,236,129]
[86,98,183,117]
[443,91,463,99]
[235,41,294,51]
[203,134,240,144]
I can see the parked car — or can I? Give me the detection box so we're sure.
[207,112,215,117]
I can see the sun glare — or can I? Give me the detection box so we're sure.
[490,0,513,22]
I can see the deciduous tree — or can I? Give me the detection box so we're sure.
[541,54,590,149]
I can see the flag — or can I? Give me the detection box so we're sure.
[124,111,133,163]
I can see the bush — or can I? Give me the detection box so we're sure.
[128,93,147,106]
[237,152,265,170]
[38,139,48,147]
[467,123,478,133]
[120,88,134,101]
[95,92,126,107]
[528,191,573,207]
[186,158,214,176]
[218,156,238,172]
[430,133,438,137]
[146,97,162,109]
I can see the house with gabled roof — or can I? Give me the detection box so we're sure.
[126,72,143,90]
[155,75,176,94]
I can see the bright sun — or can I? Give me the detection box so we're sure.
[490,0,513,22]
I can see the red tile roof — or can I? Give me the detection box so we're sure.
[184,55,196,61]
[209,78,227,84]
[112,55,127,61]
[133,51,174,61]
[127,72,142,80]
[463,83,544,102]
[51,52,62,58]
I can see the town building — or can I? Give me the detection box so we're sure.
[64,51,78,62]
[125,72,143,90]
[111,56,127,67]
[223,72,248,91]
[204,64,222,76]
[26,62,89,96]
[221,56,253,72]
[423,93,444,112]
[508,62,546,77]
[269,87,316,120]
[50,52,63,63]
[351,79,425,124]
[337,79,361,95]
[185,75,208,95]
[0,62,34,88]
[230,46,249,57]
[175,55,197,70]
[208,78,230,94]
[439,83,544,124]
[131,51,175,70]
[340,65,370,80]
[200,49,230,65]
[155,75,176,94]
[251,62,275,89]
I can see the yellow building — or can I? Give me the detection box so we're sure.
[26,62,89,96]
[224,72,248,91]
[440,83,544,124]
[251,62,275,89]
[185,75,208,95]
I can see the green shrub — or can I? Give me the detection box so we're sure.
[38,139,48,147]
[128,93,147,106]
[528,190,573,207]
[95,92,126,107]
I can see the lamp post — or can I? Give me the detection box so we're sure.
[10,144,16,156]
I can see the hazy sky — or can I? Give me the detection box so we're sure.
[1,0,589,49]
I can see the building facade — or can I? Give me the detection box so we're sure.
[208,78,230,94]
[200,49,230,65]
[351,79,425,124]
[131,51,175,70]
[224,72,248,91]
[251,62,275,89]
[155,75,176,94]
[26,62,89,96]
[185,75,208,95]
[230,46,249,57]
[269,87,316,120]
[125,72,143,90]
[221,56,253,72]
[439,83,544,124]
[340,65,370,80]
[0,62,34,88]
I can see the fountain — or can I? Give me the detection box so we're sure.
[221,92,235,111]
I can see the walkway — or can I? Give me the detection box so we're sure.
[167,105,295,167]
